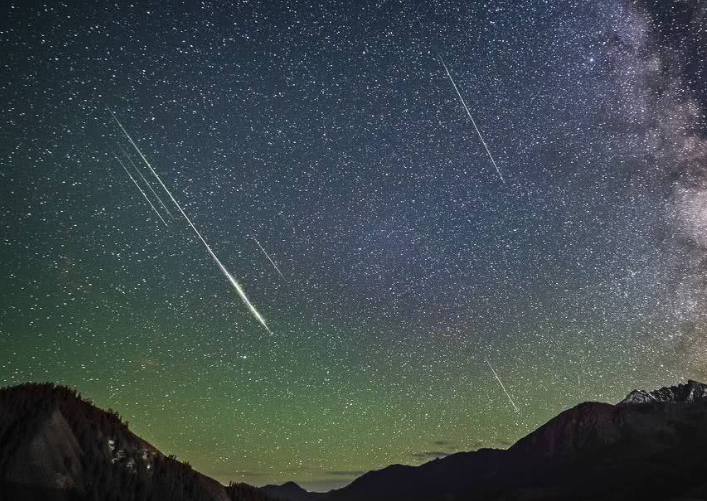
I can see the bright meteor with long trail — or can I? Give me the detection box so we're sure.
[114,155,168,227]
[486,359,520,413]
[438,55,505,183]
[116,142,175,220]
[108,108,273,335]
[253,237,287,282]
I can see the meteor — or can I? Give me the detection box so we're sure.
[486,359,519,413]
[253,237,287,282]
[108,108,273,335]
[116,142,175,220]
[438,55,505,183]
[113,154,168,227]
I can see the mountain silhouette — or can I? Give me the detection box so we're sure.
[0,383,272,501]
[260,481,326,501]
[3,381,707,501]
[323,380,707,501]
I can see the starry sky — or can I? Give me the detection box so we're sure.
[1,0,707,492]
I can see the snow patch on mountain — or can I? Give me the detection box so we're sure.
[619,380,707,404]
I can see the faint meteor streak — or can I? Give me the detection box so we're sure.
[117,143,175,220]
[253,237,287,282]
[486,359,520,413]
[114,154,168,227]
[107,108,273,335]
[438,55,505,183]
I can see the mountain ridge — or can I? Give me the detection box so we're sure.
[321,381,707,501]
[3,380,707,501]
[0,382,271,501]
[619,379,707,405]
[260,481,326,501]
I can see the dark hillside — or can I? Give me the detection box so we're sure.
[0,383,269,501]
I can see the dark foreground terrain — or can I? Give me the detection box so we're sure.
[0,383,270,501]
[2,381,707,501]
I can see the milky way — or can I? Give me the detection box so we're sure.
[1,0,706,491]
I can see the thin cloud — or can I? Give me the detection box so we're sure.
[326,470,366,477]
[411,451,450,460]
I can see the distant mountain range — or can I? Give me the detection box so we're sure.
[260,481,326,501]
[2,380,707,501]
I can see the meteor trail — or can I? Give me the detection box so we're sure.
[486,359,519,413]
[108,108,273,335]
[114,154,168,227]
[253,237,287,282]
[438,55,505,183]
[117,142,175,220]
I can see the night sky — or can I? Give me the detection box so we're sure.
[2,0,707,492]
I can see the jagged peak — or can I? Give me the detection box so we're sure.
[619,380,707,405]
